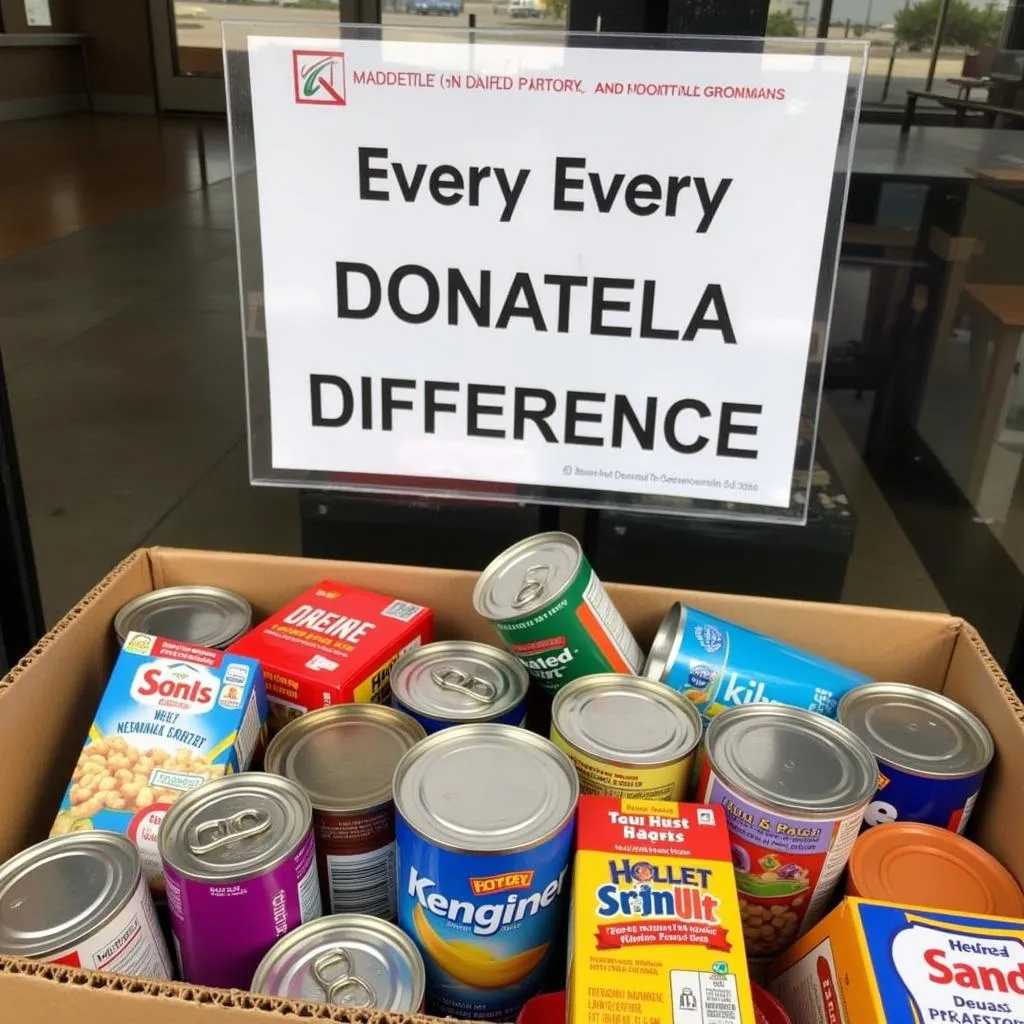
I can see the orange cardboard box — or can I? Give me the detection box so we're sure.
[0,547,1022,1024]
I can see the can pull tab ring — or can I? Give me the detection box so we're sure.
[189,808,271,855]
[512,563,550,609]
[312,947,376,1008]
[431,666,497,704]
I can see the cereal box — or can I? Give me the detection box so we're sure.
[229,579,433,733]
[569,796,757,1024]
[769,897,1024,1023]
[51,632,267,888]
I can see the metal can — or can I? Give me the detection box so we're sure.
[394,723,578,1020]
[645,603,869,721]
[391,640,529,733]
[265,704,425,918]
[0,831,172,977]
[550,673,702,800]
[846,821,1024,917]
[473,532,643,697]
[251,913,426,1011]
[159,772,323,988]
[838,681,993,832]
[696,704,877,959]
[114,585,252,649]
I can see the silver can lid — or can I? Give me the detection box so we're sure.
[838,682,994,779]
[265,704,425,813]
[391,641,529,724]
[0,832,140,958]
[552,674,702,767]
[114,586,252,649]
[704,705,877,816]
[251,914,425,1011]
[158,773,312,882]
[473,532,583,621]
[394,724,578,853]
[644,604,686,682]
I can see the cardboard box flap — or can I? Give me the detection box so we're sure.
[943,624,1024,879]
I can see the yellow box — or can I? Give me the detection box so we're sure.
[769,897,1024,1023]
[568,795,756,1024]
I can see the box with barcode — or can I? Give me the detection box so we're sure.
[50,632,268,891]
[229,578,433,732]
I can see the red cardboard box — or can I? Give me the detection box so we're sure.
[229,579,432,732]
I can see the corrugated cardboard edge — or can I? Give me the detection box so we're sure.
[0,957,439,1022]
[0,548,152,697]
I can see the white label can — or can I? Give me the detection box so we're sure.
[0,831,172,977]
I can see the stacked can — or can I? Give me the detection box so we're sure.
[390,641,529,733]
[474,532,643,698]
[159,773,323,988]
[264,704,425,919]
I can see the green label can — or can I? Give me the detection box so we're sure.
[472,532,643,696]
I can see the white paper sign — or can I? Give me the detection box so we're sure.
[24,0,52,27]
[247,38,850,507]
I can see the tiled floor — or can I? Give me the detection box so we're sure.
[0,113,947,627]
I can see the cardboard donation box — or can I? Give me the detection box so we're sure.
[0,547,1022,1024]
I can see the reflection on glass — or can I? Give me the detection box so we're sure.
[171,0,569,77]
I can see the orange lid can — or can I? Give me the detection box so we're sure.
[846,822,1024,917]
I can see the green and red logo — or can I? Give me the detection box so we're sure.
[293,50,346,105]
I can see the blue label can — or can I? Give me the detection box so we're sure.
[839,682,993,831]
[391,641,529,735]
[393,724,578,1021]
[645,603,870,721]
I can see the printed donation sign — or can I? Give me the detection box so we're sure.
[247,37,852,507]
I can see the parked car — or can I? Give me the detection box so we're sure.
[494,0,544,16]
[408,0,462,13]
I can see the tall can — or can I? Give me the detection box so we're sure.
[0,831,172,978]
[550,673,702,800]
[473,532,643,697]
[391,641,529,733]
[838,682,994,832]
[251,914,426,1011]
[696,704,877,958]
[265,703,426,918]
[645,603,869,721]
[159,772,323,988]
[394,724,579,1021]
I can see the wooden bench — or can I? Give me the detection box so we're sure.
[901,89,1024,134]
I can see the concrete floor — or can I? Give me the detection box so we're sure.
[0,113,947,626]
[0,118,300,623]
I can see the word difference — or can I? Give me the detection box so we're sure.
[309,375,763,459]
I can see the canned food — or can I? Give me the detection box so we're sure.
[0,832,172,978]
[846,821,1024,917]
[752,982,792,1024]
[838,682,993,832]
[391,641,529,733]
[251,914,426,1011]
[645,603,868,720]
[550,674,702,799]
[697,705,876,958]
[114,586,252,649]
[159,773,323,987]
[473,532,642,697]
[265,704,425,918]
[394,724,579,1020]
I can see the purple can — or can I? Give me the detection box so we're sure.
[158,772,323,988]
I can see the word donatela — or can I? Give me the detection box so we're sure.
[51,632,268,889]
[249,39,854,504]
[771,899,1024,1024]
[569,796,757,1024]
